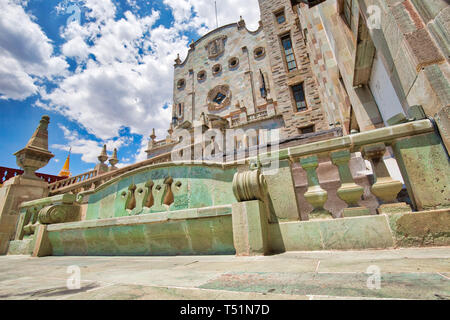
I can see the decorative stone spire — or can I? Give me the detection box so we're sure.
[14,115,54,179]
[109,148,119,171]
[150,128,156,141]
[58,148,71,177]
[92,144,108,175]
[98,144,108,164]
[189,39,195,50]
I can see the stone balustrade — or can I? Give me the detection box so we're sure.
[48,152,172,195]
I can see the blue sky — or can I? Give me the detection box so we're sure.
[0,0,260,176]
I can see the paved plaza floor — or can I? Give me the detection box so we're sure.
[0,247,449,300]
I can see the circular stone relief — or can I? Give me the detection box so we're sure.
[207,85,231,111]
[254,47,266,59]
[212,64,222,76]
[228,57,239,69]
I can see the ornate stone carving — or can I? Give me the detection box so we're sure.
[232,169,277,223]
[38,204,80,225]
[207,85,232,111]
[126,184,137,211]
[205,35,227,59]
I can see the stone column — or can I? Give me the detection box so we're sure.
[300,156,332,219]
[361,143,410,214]
[331,150,370,217]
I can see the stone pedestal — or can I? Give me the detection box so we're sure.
[231,200,269,256]
[0,176,48,254]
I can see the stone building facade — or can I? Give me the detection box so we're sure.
[291,0,450,152]
[146,0,350,159]
[146,0,450,160]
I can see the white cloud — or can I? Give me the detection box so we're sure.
[52,124,132,164]
[1,0,261,165]
[163,0,261,34]
[0,0,68,100]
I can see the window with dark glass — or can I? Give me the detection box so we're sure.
[343,0,352,28]
[291,83,307,112]
[213,92,226,105]
[299,125,314,134]
[281,34,297,72]
[275,10,286,24]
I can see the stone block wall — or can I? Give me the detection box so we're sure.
[259,0,332,139]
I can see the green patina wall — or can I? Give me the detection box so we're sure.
[388,209,450,247]
[85,165,237,220]
[269,215,395,252]
[47,206,235,256]
[392,133,450,210]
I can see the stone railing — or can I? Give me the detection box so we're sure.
[247,110,268,122]
[244,119,446,216]
[0,166,66,185]
[48,152,172,196]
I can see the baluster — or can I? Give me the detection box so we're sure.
[361,143,410,214]
[300,156,332,219]
[331,150,370,217]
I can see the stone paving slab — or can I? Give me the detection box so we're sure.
[0,247,449,300]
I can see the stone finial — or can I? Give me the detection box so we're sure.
[150,128,156,141]
[189,39,195,49]
[14,115,54,179]
[238,16,246,29]
[174,54,181,65]
[98,144,108,164]
[109,148,119,170]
